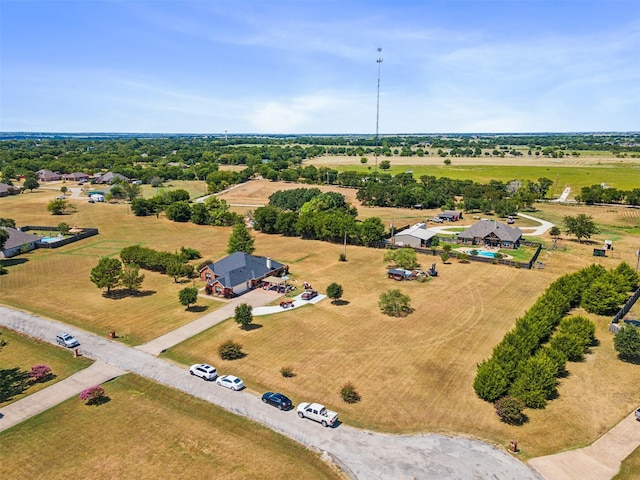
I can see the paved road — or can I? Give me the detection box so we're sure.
[0,304,541,479]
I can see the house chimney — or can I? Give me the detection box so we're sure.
[266,257,272,269]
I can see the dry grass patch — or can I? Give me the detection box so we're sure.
[0,375,344,480]
[0,195,229,344]
[0,329,93,406]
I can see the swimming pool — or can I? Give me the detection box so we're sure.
[468,249,497,258]
[39,236,65,244]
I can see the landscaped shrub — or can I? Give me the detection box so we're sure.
[509,355,557,409]
[614,325,640,360]
[120,245,186,274]
[612,262,639,291]
[581,278,627,315]
[79,385,106,405]
[28,364,52,383]
[558,315,596,348]
[378,289,412,317]
[179,246,201,260]
[473,359,509,402]
[537,345,568,377]
[549,333,586,362]
[218,340,244,360]
[340,382,361,404]
[494,396,526,425]
[280,366,295,378]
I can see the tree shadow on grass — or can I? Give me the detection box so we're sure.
[103,289,156,299]
[332,299,350,306]
[1,258,29,268]
[0,368,30,403]
[86,395,111,406]
[187,305,209,313]
[242,323,263,331]
[618,354,640,365]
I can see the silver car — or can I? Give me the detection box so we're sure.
[56,332,80,348]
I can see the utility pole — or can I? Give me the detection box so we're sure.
[636,248,640,273]
[375,47,383,172]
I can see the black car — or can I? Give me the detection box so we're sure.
[262,392,293,410]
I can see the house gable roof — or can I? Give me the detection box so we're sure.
[1,227,42,251]
[205,252,285,288]
[458,220,522,242]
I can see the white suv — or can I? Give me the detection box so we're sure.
[56,332,80,348]
[189,363,217,381]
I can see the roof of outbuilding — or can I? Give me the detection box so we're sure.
[458,220,522,242]
[394,224,437,241]
[205,252,285,288]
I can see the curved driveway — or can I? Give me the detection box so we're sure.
[0,305,541,480]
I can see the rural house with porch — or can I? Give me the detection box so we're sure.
[199,252,288,298]
[457,219,522,249]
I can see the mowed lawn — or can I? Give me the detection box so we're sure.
[0,374,344,480]
[0,328,93,406]
[0,191,228,345]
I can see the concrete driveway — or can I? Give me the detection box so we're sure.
[0,305,541,479]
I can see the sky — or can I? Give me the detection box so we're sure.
[1,0,639,134]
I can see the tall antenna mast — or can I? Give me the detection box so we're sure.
[375,47,383,172]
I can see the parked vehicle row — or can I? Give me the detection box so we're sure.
[189,363,338,426]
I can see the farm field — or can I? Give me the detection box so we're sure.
[2,169,640,462]
[0,329,93,406]
[0,374,344,480]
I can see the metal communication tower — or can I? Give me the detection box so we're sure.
[375,48,383,171]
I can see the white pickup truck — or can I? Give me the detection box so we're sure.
[296,402,338,427]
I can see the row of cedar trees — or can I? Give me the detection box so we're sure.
[474,262,639,414]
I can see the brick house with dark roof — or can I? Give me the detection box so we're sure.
[0,183,20,197]
[457,220,522,249]
[199,252,288,297]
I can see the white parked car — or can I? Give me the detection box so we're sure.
[56,332,80,348]
[296,402,339,427]
[216,375,244,391]
[189,363,217,381]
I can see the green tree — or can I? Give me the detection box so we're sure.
[383,247,418,270]
[509,355,557,409]
[218,340,244,360]
[378,289,412,317]
[614,325,640,360]
[166,260,194,283]
[57,222,70,234]
[23,177,39,192]
[549,225,561,238]
[613,262,639,291]
[179,287,199,310]
[440,252,450,264]
[227,222,255,254]
[326,282,343,304]
[90,257,122,295]
[0,228,10,251]
[563,214,599,243]
[122,182,142,202]
[581,278,627,315]
[234,303,254,329]
[60,186,68,195]
[47,198,76,215]
[165,201,192,222]
[120,263,145,293]
[473,358,509,402]
[549,332,586,362]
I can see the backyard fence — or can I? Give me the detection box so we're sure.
[21,225,99,249]
[611,287,640,324]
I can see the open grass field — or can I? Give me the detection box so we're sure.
[2,168,640,463]
[0,329,93,406]
[0,190,228,345]
[0,374,344,480]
